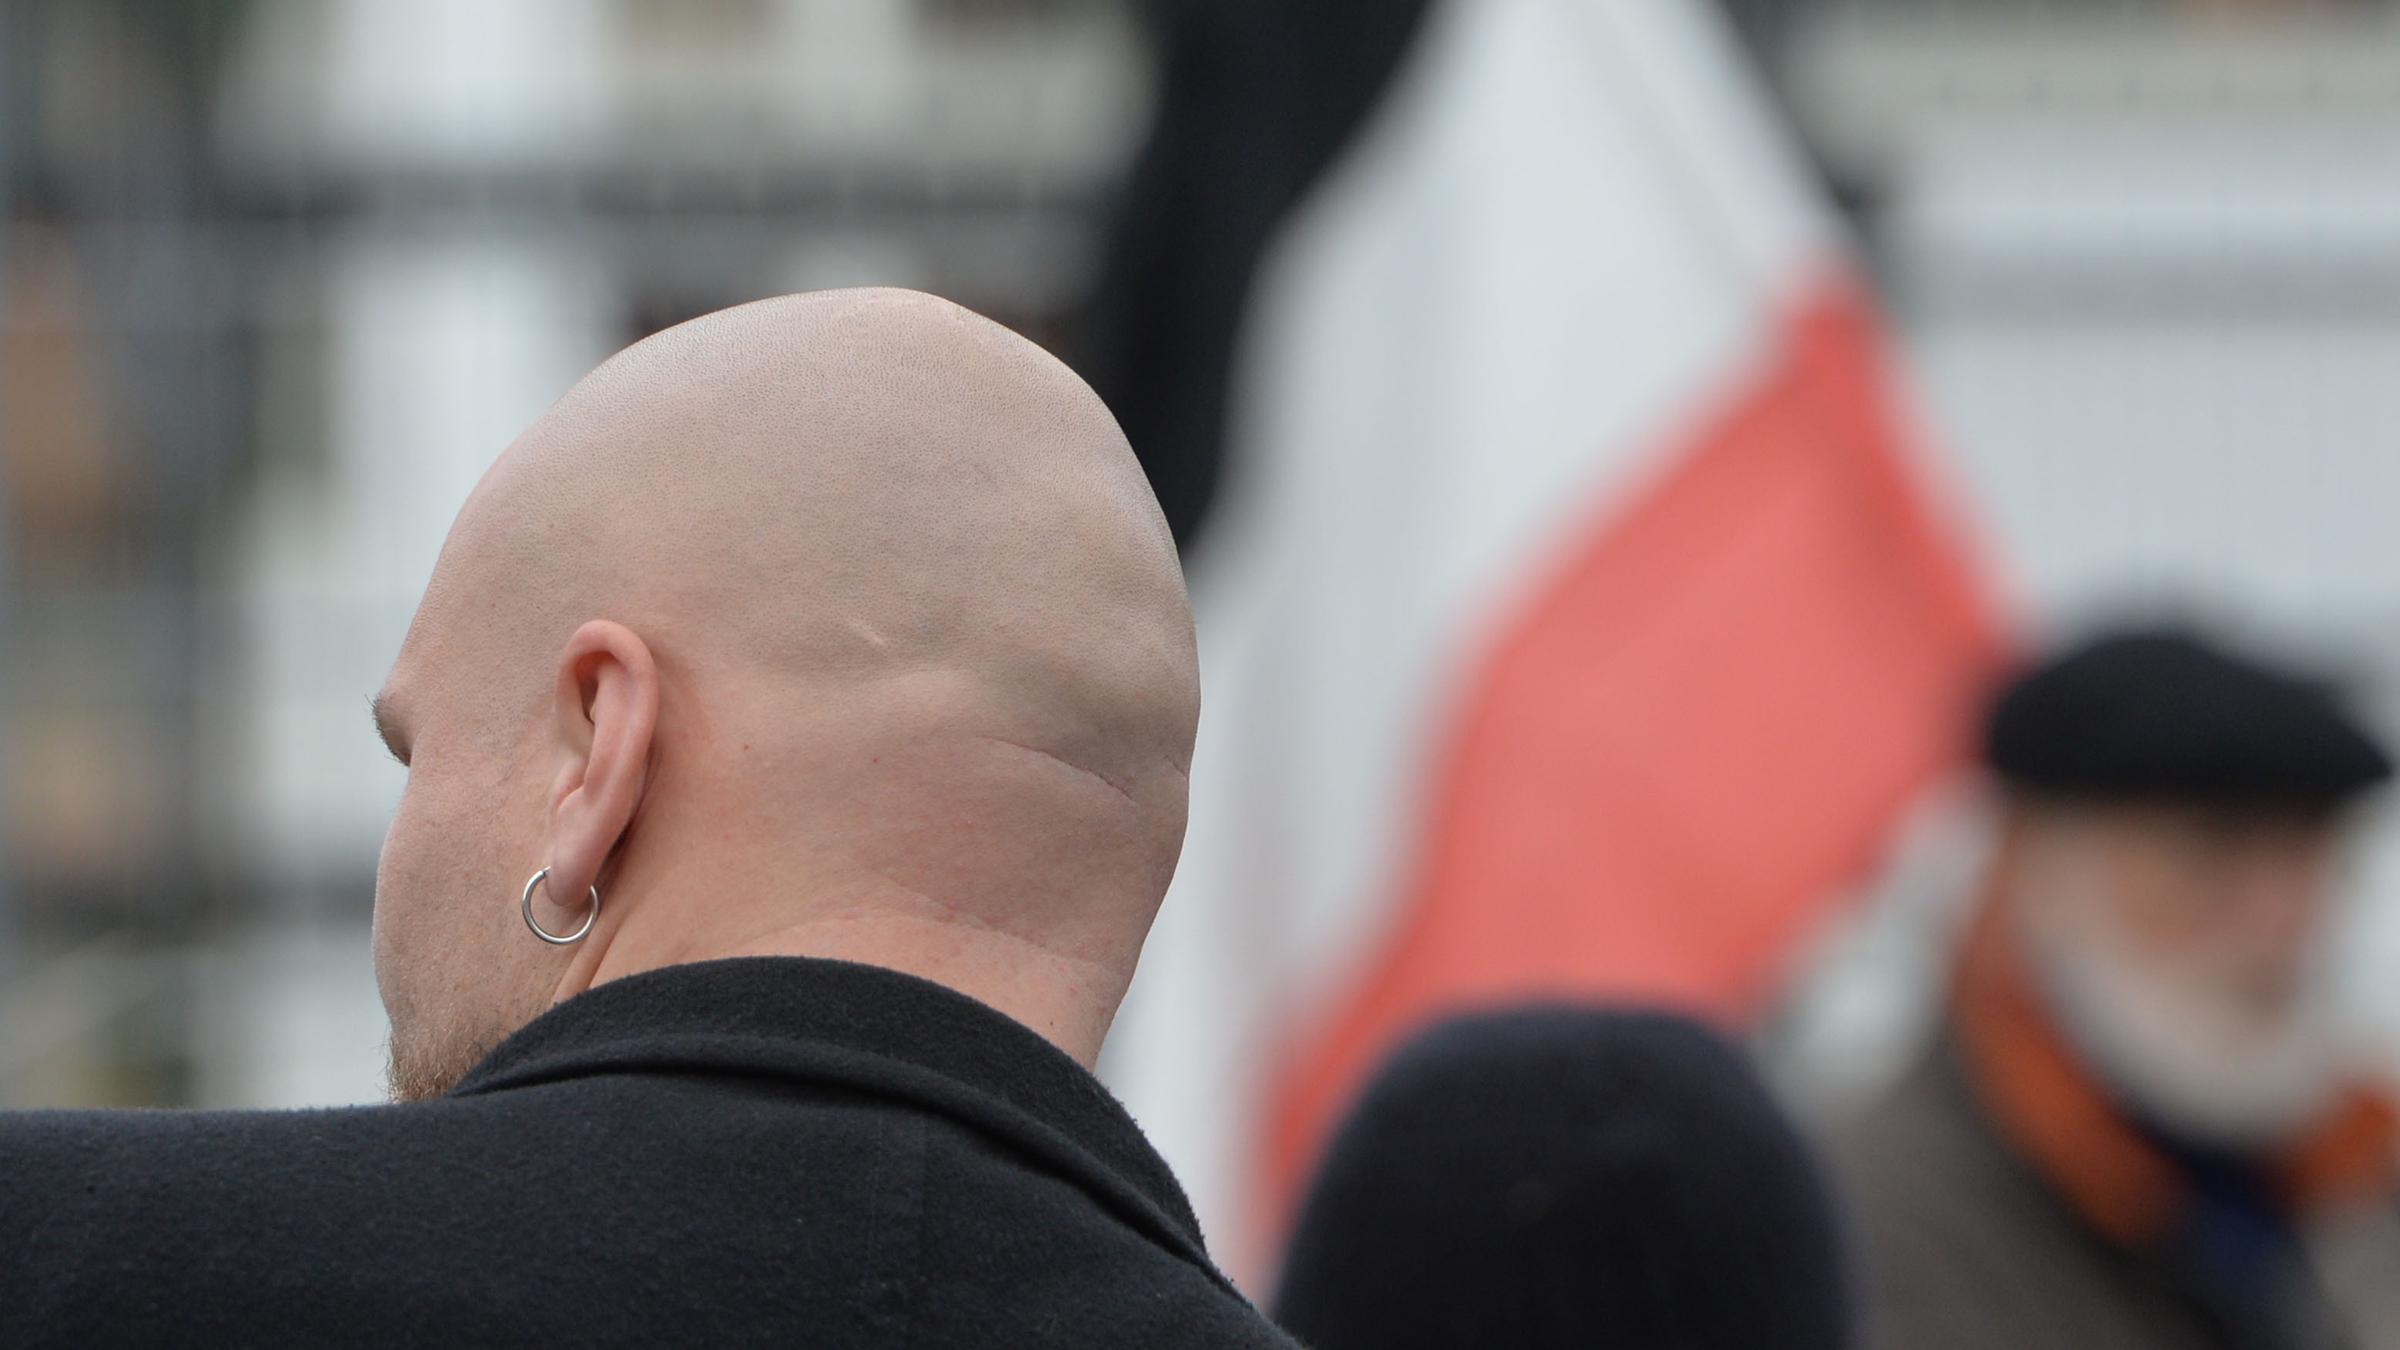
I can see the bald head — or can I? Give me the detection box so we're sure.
[373,290,1198,1095]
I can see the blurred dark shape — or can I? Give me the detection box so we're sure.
[1986,627,2393,806]
[1274,1006,1851,1350]
[1833,622,2400,1349]
[1074,0,1435,548]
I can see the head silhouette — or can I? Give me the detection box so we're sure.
[1275,1006,1850,1350]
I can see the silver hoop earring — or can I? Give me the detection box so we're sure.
[520,867,600,945]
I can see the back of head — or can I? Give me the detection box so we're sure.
[1273,1006,1850,1350]
[374,289,1198,1095]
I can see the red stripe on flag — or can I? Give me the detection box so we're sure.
[1256,281,2002,1255]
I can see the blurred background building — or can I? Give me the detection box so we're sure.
[7,0,2400,1266]
[0,0,1148,1108]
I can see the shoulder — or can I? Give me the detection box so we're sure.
[0,1075,1294,1349]
[1827,1048,2032,1234]
[1826,1054,2072,1338]
[1823,1056,2205,1350]
[0,1100,483,1344]
[903,1113,1296,1348]
[0,1099,417,1196]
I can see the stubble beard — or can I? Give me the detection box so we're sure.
[385,1016,508,1104]
[383,950,563,1102]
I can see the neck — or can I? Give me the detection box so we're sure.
[549,883,1125,1069]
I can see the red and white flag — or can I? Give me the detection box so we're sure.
[1100,0,1999,1282]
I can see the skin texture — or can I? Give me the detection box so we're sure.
[1995,799,2350,1142]
[370,289,1199,1101]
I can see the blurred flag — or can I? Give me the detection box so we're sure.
[1096,0,2000,1280]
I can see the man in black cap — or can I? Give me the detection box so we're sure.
[1275,1006,1851,1349]
[1834,625,2400,1349]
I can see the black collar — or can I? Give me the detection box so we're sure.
[451,956,1225,1290]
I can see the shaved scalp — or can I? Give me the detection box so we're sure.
[435,289,1189,724]
[380,289,1198,1085]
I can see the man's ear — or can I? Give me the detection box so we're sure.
[542,620,660,923]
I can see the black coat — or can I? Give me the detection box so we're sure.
[0,956,1297,1347]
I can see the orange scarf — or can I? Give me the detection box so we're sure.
[1950,897,2398,1248]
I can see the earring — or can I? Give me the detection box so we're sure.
[520,866,601,945]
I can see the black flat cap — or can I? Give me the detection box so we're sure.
[1984,626,2392,806]
[1273,1007,1849,1350]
